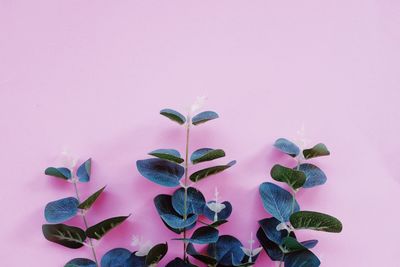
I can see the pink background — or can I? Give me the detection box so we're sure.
[1,1,400,266]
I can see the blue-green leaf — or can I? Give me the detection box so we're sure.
[101,248,132,267]
[192,111,219,125]
[256,227,283,261]
[64,258,96,267]
[154,194,198,229]
[274,138,300,157]
[166,258,197,267]
[136,158,184,187]
[77,158,91,182]
[42,224,86,249]
[303,143,330,159]
[284,249,321,267]
[290,211,343,233]
[190,148,225,164]
[45,167,71,180]
[186,243,217,265]
[271,164,306,190]
[160,109,186,125]
[78,186,106,210]
[86,215,130,240]
[45,197,79,223]
[172,187,205,216]
[189,160,236,182]
[149,149,184,164]
[298,164,327,188]
[301,240,318,249]
[259,182,299,222]
[208,235,244,266]
[174,226,219,244]
[258,217,288,245]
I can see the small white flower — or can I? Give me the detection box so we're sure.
[206,187,226,222]
[189,96,207,115]
[240,232,262,263]
[131,235,153,256]
[276,222,289,231]
[295,123,309,151]
[59,147,78,170]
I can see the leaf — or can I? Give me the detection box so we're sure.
[189,160,236,182]
[284,249,321,267]
[172,187,206,216]
[125,253,146,267]
[298,163,327,188]
[149,149,184,164]
[86,215,130,240]
[301,240,318,249]
[78,186,106,210]
[76,158,91,182]
[160,108,186,125]
[64,258,96,267]
[45,197,79,223]
[45,167,71,180]
[209,219,228,228]
[282,237,308,253]
[271,164,306,190]
[136,158,184,187]
[42,224,86,249]
[101,248,132,267]
[166,257,197,267]
[203,201,232,222]
[190,148,225,164]
[259,182,299,222]
[303,143,330,159]
[274,138,300,157]
[145,243,168,265]
[174,226,219,244]
[154,194,198,229]
[290,211,343,233]
[192,111,219,125]
[186,243,217,265]
[208,235,244,266]
[256,227,283,261]
[258,217,288,245]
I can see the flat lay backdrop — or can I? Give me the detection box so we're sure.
[1,1,400,266]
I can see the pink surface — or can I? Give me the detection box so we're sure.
[1,1,400,266]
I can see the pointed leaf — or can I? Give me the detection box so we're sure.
[274,138,300,157]
[64,258,96,267]
[303,143,330,159]
[76,158,91,182]
[192,111,219,125]
[298,164,327,188]
[172,187,205,216]
[203,201,232,221]
[42,224,86,249]
[190,148,225,164]
[45,197,79,223]
[187,243,217,265]
[290,211,343,233]
[174,226,219,244]
[149,149,184,164]
[160,108,186,125]
[137,158,184,187]
[271,164,306,190]
[284,249,321,267]
[86,215,130,240]
[258,217,288,245]
[259,182,299,222]
[101,248,132,267]
[301,240,318,249]
[78,186,106,210]
[189,160,236,182]
[256,227,283,261]
[145,243,168,265]
[45,167,71,180]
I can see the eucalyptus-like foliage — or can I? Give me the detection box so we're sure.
[258,138,343,267]
[136,103,256,266]
[43,158,131,267]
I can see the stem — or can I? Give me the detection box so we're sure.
[73,181,99,266]
[182,117,191,262]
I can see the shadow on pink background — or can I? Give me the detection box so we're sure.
[1,1,399,266]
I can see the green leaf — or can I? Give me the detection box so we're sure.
[303,143,330,159]
[189,160,236,182]
[44,167,71,180]
[149,149,184,164]
[290,211,343,233]
[270,164,306,190]
[160,108,186,125]
[192,111,219,125]
[190,148,225,164]
[78,186,106,210]
[145,243,168,265]
[86,215,130,240]
[42,224,86,249]
[282,237,308,253]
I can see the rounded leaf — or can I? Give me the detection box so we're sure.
[136,158,184,187]
[175,226,219,244]
[298,163,327,188]
[208,235,244,266]
[186,243,217,265]
[258,217,288,245]
[166,257,197,267]
[64,258,96,267]
[44,197,79,223]
[101,248,132,267]
[259,182,299,222]
[271,164,306,190]
[284,249,321,267]
[45,167,71,180]
[160,109,186,125]
[149,149,184,164]
[172,187,205,216]
[203,201,232,221]
[256,227,283,261]
[290,211,343,233]
[192,111,219,125]
[190,148,225,164]
[42,224,86,249]
[274,138,300,157]
[301,239,318,249]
